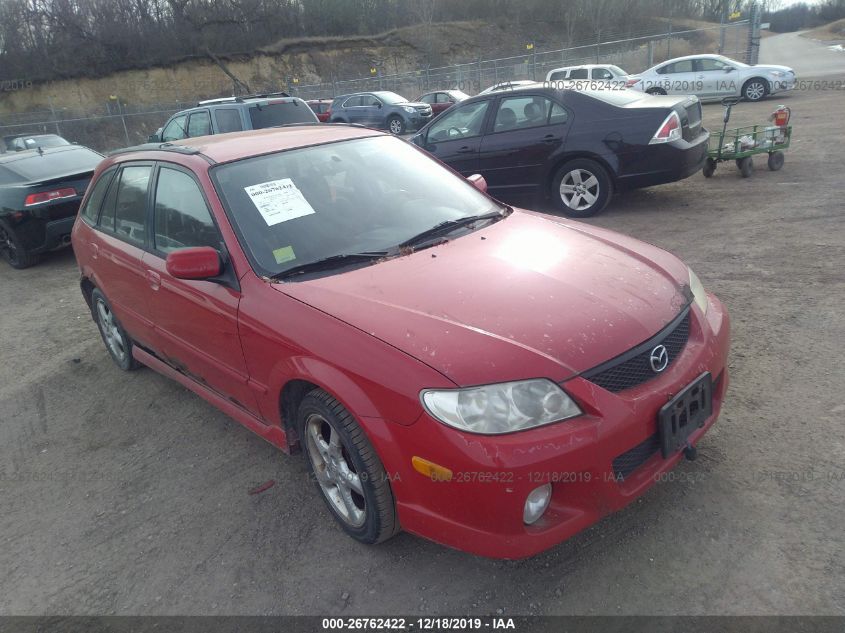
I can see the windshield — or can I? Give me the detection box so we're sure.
[211,135,503,278]
[374,92,408,105]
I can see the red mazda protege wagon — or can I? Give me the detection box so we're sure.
[72,126,729,559]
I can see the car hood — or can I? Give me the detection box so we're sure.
[273,211,691,387]
[751,64,794,73]
[399,101,430,109]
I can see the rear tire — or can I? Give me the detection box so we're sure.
[737,156,754,178]
[91,288,140,371]
[0,219,41,269]
[551,159,612,218]
[299,389,399,545]
[387,116,406,135]
[742,78,768,102]
[702,158,717,178]
[767,151,785,171]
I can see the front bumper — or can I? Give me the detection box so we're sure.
[406,114,433,131]
[365,294,730,559]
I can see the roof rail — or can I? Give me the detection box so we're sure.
[108,142,202,157]
[195,91,292,107]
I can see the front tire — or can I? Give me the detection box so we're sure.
[91,288,140,371]
[742,78,768,102]
[552,159,612,217]
[299,389,399,544]
[387,115,406,135]
[0,219,41,269]
[702,158,717,178]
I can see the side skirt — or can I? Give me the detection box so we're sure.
[132,347,290,453]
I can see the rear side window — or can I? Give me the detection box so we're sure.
[494,96,554,132]
[248,101,317,128]
[549,103,569,125]
[104,166,151,246]
[80,169,115,225]
[214,109,243,133]
[569,68,588,79]
[548,70,568,81]
[153,168,220,254]
[419,94,435,104]
[342,96,363,107]
[188,111,211,137]
[659,60,694,74]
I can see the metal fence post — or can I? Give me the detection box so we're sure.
[118,98,130,146]
[647,40,654,67]
[667,20,672,58]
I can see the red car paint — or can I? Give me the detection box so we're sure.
[72,126,729,559]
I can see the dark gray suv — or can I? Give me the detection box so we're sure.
[149,93,319,142]
[328,91,432,134]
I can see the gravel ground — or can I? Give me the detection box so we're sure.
[1,84,843,617]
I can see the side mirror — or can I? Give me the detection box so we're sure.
[166,247,221,280]
[724,66,735,73]
[148,130,162,143]
[467,174,487,193]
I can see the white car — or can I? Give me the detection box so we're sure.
[545,64,629,83]
[477,80,539,95]
[626,54,795,102]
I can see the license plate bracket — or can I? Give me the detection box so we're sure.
[658,372,713,458]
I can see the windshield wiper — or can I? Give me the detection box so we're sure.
[270,251,389,281]
[398,210,505,250]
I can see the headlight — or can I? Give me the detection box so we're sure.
[688,267,708,315]
[421,379,582,435]
[770,70,784,78]
[402,105,416,114]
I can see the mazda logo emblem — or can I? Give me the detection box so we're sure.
[649,344,669,372]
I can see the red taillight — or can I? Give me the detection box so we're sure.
[24,187,77,207]
[649,111,682,144]
[625,78,641,87]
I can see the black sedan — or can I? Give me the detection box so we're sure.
[410,84,709,216]
[0,144,102,268]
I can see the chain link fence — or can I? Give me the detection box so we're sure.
[0,20,751,152]
[291,21,751,100]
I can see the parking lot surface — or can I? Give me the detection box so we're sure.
[1,85,843,616]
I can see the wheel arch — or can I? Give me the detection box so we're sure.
[742,76,770,97]
[546,152,618,197]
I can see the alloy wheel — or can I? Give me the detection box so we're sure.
[745,81,766,101]
[96,299,127,363]
[389,118,403,134]
[305,413,366,527]
[560,169,600,211]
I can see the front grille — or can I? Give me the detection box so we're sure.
[612,433,661,480]
[582,308,690,393]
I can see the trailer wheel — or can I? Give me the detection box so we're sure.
[737,157,754,178]
[702,158,717,178]
[767,151,784,171]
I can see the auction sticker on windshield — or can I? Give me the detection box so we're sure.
[245,179,316,226]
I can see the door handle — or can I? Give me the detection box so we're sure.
[455,146,474,154]
[145,270,161,290]
[543,135,561,144]
[90,243,99,259]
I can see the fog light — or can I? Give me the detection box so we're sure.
[523,483,552,525]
